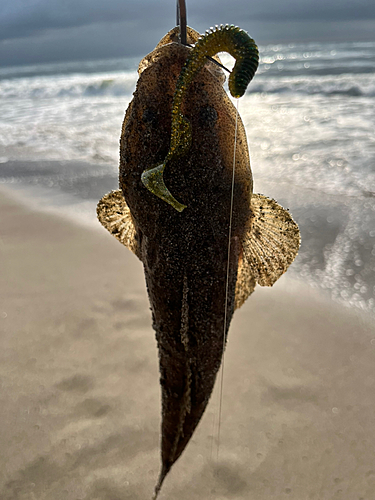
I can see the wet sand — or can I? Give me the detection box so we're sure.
[1,188,374,500]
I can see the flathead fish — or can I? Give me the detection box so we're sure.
[97,25,300,497]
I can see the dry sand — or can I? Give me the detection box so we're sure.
[1,188,374,500]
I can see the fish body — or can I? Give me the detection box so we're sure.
[121,30,250,480]
[97,26,300,495]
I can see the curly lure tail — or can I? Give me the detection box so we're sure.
[177,24,259,101]
[141,25,259,211]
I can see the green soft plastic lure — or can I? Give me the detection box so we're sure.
[141,25,259,212]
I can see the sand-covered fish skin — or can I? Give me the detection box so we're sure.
[119,30,252,488]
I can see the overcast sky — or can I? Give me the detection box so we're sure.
[1,0,374,66]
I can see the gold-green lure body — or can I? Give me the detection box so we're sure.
[141,25,259,211]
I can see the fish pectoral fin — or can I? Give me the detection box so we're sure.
[235,193,300,309]
[235,254,257,310]
[96,190,141,260]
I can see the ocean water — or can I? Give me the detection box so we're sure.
[0,39,374,316]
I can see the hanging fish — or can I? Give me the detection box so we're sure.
[97,24,300,498]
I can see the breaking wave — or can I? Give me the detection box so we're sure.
[248,75,375,97]
[0,72,138,100]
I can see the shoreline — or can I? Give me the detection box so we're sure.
[2,163,375,320]
[1,187,375,499]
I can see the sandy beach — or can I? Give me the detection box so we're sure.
[1,186,374,500]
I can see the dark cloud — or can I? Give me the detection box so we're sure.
[0,0,171,41]
[191,0,375,23]
[0,0,374,66]
[2,0,375,41]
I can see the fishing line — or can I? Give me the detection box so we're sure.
[215,97,240,463]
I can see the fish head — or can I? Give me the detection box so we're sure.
[119,27,252,240]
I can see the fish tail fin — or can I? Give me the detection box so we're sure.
[152,463,170,499]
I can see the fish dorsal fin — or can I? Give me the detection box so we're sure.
[235,193,300,309]
[97,190,141,260]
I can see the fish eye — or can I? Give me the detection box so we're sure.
[142,108,158,126]
[199,105,218,127]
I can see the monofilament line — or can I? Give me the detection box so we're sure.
[216,97,240,462]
